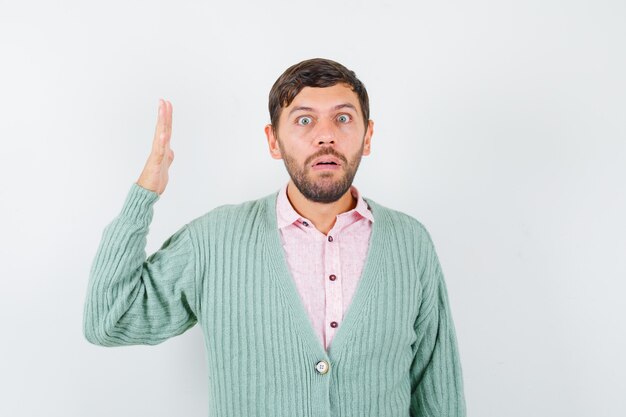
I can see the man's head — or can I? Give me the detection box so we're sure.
[268,58,370,133]
[265,58,374,204]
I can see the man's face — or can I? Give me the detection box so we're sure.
[265,83,374,203]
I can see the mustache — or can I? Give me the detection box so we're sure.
[306,149,347,165]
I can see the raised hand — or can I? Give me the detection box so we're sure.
[136,99,174,195]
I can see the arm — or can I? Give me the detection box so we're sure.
[82,182,199,346]
[409,231,466,416]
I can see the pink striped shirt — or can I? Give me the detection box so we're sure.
[276,181,374,351]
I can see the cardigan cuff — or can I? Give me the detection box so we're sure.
[119,182,160,226]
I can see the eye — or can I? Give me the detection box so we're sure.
[337,113,351,123]
[297,116,313,126]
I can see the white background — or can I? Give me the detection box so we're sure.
[1,0,625,416]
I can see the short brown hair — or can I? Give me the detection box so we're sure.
[268,58,370,133]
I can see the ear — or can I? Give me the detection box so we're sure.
[362,119,374,156]
[264,124,283,160]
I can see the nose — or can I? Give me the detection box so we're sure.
[313,118,336,145]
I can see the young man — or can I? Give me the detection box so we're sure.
[83,58,466,417]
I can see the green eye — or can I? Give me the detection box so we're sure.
[337,114,351,123]
[297,116,312,126]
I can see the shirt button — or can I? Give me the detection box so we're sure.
[328,235,333,242]
[302,221,309,226]
[329,274,337,281]
[315,360,330,375]
[330,321,338,328]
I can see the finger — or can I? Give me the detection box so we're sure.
[162,101,171,151]
[153,98,165,151]
[160,100,171,146]
[165,100,173,142]
[158,111,168,158]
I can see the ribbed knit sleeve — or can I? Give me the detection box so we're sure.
[409,228,466,417]
[82,182,199,347]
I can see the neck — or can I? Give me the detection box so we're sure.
[286,180,357,235]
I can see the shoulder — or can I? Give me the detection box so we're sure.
[363,197,435,246]
[185,192,275,234]
[364,197,443,294]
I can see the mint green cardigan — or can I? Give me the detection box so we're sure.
[83,182,466,417]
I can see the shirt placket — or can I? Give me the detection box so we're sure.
[324,221,344,350]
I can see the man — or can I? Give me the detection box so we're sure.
[83,58,466,417]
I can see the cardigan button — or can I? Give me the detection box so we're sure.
[315,360,330,375]
[329,274,336,281]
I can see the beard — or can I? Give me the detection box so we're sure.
[277,139,364,204]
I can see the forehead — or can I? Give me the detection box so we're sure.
[286,84,361,113]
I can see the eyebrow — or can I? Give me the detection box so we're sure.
[288,103,358,117]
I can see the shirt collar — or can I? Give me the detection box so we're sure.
[276,181,374,229]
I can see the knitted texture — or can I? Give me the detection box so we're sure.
[83,182,466,417]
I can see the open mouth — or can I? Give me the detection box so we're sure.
[312,161,341,171]
[311,155,342,167]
